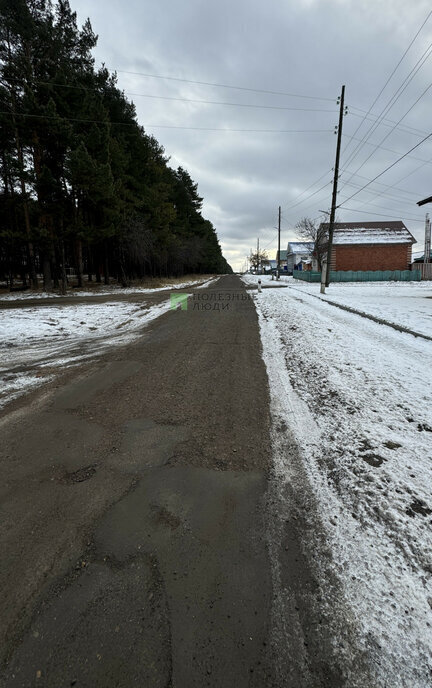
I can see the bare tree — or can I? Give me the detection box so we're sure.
[249,249,269,272]
[295,217,329,270]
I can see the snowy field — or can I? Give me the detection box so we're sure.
[295,279,432,339]
[245,273,432,338]
[243,274,432,686]
[0,299,172,409]
[0,276,215,302]
[0,276,220,409]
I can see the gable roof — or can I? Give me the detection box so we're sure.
[287,241,313,254]
[277,250,288,260]
[319,221,416,245]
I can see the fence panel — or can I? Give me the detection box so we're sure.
[292,270,421,282]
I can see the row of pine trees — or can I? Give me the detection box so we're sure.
[0,0,231,291]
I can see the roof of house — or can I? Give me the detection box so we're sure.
[277,250,288,260]
[319,221,416,245]
[287,241,313,254]
[413,250,432,262]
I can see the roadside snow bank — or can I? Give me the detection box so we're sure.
[254,285,432,686]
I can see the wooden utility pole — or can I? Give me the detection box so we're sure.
[257,237,260,272]
[325,84,346,287]
[277,206,281,279]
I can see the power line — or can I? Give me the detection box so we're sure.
[282,169,332,212]
[0,76,336,112]
[341,77,432,190]
[341,132,432,168]
[345,171,421,198]
[3,75,338,113]
[337,206,425,223]
[0,111,333,133]
[342,38,432,175]
[126,93,337,112]
[145,124,332,133]
[340,154,432,214]
[262,235,278,251]
[341,179,420,206]
[111,69,335,102]
[337,130,432,207]
[284,179,333,213]
[348,108,428,138]
[341,9,432,160]
[338,187,425,218]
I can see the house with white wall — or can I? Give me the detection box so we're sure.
[286,242,313,274]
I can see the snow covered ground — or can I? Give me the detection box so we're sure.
[0,276,220,409]
[0,276,215,301]
[243,274,432,686]
[244,273,432,338]
[0,298,172,409]
[296,280,432,339]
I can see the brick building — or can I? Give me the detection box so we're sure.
[319,221,416,271]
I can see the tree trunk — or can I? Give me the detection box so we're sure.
[103,242,109,285]
[42,255,53,292]
[59,222,67,295]
[7,37,38,290]
[75,238,84,288]
[87,246,93,282]
[12,126,38,289]
[50,232,59,289]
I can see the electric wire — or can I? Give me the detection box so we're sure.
[338,130,432,207]
[341,132,432,168]
[0,77,337,113]
[0,110,332,133]
[341,9,432,161]
[336,206,425,223]
[110,69,335,102]
[341,179,421,206]
[341,35,432,175]
[348,108,428,138]
[340,76,432,193]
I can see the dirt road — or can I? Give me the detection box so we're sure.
[0,275,344,687]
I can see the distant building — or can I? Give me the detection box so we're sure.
[276,250,288,271]
[412,250,432,280]
[412,250,432,263]
[319,221,416,272]
[286,241,313,274]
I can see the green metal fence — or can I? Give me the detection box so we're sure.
[292,270,421,282]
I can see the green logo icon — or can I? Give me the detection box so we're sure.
[170,293,189,311]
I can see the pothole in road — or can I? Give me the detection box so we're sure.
[57,463,97,485]
[151,504,181,530]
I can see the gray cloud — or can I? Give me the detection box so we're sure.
[73,0,432,269]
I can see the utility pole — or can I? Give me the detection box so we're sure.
[257,237,260,273]
[425,213,431,264]
[325,84,346,288]
[277,206,281,280]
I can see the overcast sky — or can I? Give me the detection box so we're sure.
[72,0,432,270]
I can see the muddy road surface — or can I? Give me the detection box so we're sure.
[0,275,345,687]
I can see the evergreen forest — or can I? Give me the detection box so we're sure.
[0,0,232,291]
